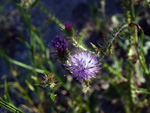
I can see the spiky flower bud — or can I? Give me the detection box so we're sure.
[64,22,73,37]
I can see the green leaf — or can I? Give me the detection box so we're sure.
[4,79,11,103]
[31,30,45,53]
[3,55,44,74]
[51,82,61,90]
[90,42,100,55]
[50,93,57,101]
[25,80,35,91]
[16,37,30,49]
[135,88,150,94]
[0,98,24,113]
[48,93,59,113]
[78,29,88,44]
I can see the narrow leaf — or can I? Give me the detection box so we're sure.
[135,88,150,94]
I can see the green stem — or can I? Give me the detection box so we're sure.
[128,61,136,108]
[130,24,150,77]
[36,1,64,29]
[135,2,150,17]
[49,95,60,113]
[130,0,136,21]
[102,62,127,82]
[121,96,130,113]
[72,36,88,51]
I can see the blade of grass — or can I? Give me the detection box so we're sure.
[3,55,44,74]
[0,98,24,113]
[4,79,11,103]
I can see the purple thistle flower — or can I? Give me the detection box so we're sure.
[64,22,72,30]
[50,36,67,52]
[67,51,99,81]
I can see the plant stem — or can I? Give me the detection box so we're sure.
[135,2,150,17]
[130,0,136,21]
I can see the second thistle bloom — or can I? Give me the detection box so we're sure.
[50,36,67,52]
[49,36,68,61]
[67,51,99,81]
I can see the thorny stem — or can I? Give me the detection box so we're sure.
[126,1,138,111]
[135,2,150,17]
[128,60,136,112]
[129,23,150,77]
[135,43,150,77]
[72,36,88,51]
[127,28,136,112]
[107,24,129,49]
[131,23,150,108]
[100,24,129,60]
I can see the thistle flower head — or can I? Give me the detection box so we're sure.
[67,50,99,81]
[48,36,68,62]
[50,36,66,52]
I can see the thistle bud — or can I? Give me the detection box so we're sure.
[64,22,73,37]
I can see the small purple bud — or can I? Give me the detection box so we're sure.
[64,22,72,30]
[64,22,73,37]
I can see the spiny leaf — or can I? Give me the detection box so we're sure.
[90,42,100,55]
